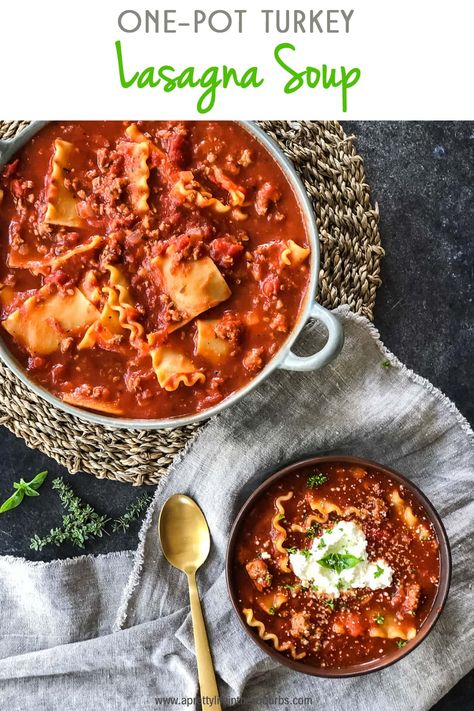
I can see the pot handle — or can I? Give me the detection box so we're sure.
[279,302,344,372]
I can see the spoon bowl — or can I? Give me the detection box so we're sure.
[159,494,210,574]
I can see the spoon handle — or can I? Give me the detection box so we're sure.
[187,571,221,710]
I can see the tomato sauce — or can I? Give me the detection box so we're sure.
[231,461,441,670]
[0,121,310,419]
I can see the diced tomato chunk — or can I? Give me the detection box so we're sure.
[245,558,272,591]
[10,179,24,198]
[209,236,243,268]
[262,274,280,298]
[333,612,364,637]
[401,583,420,617]
[291,611,311,638]
[2,159,19,180]
[167,129,190,168]
[365,524,391,544]
[28,356,47,370]
[392,583,421,620]
[255,181,281,216]
[44,270,71,288]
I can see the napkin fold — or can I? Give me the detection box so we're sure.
[0,306,472,710]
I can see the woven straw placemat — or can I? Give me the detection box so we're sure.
[0,120,383,485]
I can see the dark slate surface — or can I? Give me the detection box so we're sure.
[0,121,472,706]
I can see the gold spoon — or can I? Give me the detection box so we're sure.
[159,494,221,710]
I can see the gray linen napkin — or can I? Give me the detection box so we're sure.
[0,306,472,711]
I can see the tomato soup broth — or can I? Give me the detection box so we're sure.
[0,121,310,419]
[232,461,441,670]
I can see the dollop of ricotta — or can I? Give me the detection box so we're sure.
[289,520,393,598]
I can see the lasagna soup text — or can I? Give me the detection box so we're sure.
[232,462,441,669]
[0,121,310,419]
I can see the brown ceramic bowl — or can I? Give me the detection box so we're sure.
[225,455,451,677]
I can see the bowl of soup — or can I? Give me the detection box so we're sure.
[226,455,451,676]
[0,121,343,428]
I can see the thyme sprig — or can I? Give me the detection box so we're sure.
[112,493,152,532]
[30,478,152,551]
[30,478,110,551]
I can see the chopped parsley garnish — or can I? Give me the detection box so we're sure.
[265,575,273,585]
[336,580,346,590]
[324,599,335,610]
[374,614,385,625]
[312,585,319,592]
[317,538,326,549]
[305,524,321,539]
[268,607,276,615]
[301,548,312,560]
[307,472,328,488]
[374,565,384,579]
[396,639,407,648]
[317,553,362,574]
[278,513,285,520]
[286,546,298,555]
[382,359,392,369]
[283,584,295,591]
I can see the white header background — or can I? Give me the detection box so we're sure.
[1,0,473,118]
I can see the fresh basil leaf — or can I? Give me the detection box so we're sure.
[0,470,47,513]
[0,489,25,514]
[317,553,362,574]
[27,470,48,490]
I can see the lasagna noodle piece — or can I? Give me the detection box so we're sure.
[291,513,324,533]
[61,392,124,416]
[368,613,416,641]
[79,265,144,351]
[306,497,344,523]
[80,270,101,305]
[281,240,310,267]
[2,285,99,355]
[389,489,430,540]
[8,235,103,273]
[242,608,306,660]
[125,123,166,162]
[153,252,231,331]
[78,293,125,351]
[0,286,16,309]
[211,166,246,206]
[103,265,145,348]
[195,319,232,364]
[290,502,364,533]
[44,139,84,228]
[173,171,231,214]
[149,345,205,392]
[117,140,150,215]
[258,591,289,615]
[272,491,293,572]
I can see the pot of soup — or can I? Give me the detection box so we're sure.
[0,121,343,428]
